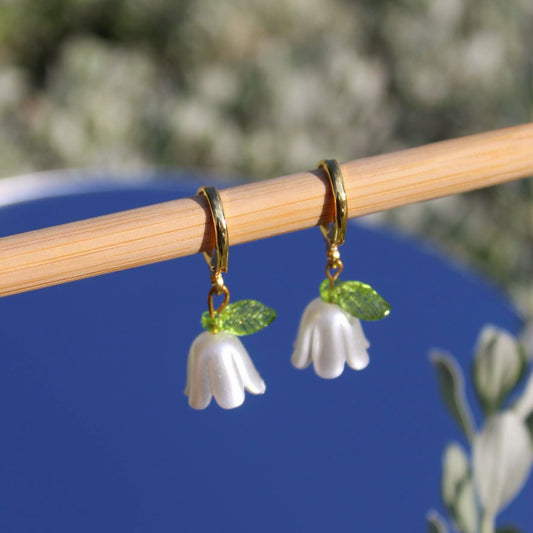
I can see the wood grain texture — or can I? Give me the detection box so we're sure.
[0,122,532,297]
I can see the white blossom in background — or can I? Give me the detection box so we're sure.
[473,325,525,413]
[185,331,266,410]
[429,326,533,533]
[472,410,533,517]
[291,298,370,379]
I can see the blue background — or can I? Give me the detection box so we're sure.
[0,179,530,531]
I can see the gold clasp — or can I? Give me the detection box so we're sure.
[318,159,348,291]
[197,186,231,318]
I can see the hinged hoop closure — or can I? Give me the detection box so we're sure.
[197,186,229,277]
[198,185,230,319]
[318,159,348,248]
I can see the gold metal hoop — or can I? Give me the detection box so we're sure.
[198,186,231,319]
[197,186,229,276]
[318,159,347,248]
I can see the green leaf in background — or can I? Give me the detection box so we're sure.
[472,326,527,416]
[514,370,533,420]
[426,511,448,533]
[442,443,469,508]
[496,527,524,533]
[525,411,533,444]
[431,351,476,444]
[441,443,477,533]
[207,299,276,336]
[452,477,477,533]
[319,278,391,320]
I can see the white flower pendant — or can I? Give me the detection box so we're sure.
[185,299,276,410]
[292,298,370,378]
[292,279,390,379]
[186,331,266,410]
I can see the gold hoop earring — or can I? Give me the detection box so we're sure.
[291,159,391,379]
[185,186,276,410]
[318,159,347,292]
[198,186,230,323]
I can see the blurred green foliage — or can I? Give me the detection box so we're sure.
[0,0,531,313]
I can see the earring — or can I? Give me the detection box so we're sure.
[185,186,276,410]
[291,160,391,379]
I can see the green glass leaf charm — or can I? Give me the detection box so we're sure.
[320,278,391,321]
[319,278,334,303]
[202,300,276,336]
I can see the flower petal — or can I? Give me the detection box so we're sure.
[230,336,266,395]
[206,334,246,409]
[310,305,347,379]
[344,317,370,371]
[185,332,214,410]
[291,298,325,370]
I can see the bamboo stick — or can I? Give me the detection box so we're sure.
[0,123,532,298]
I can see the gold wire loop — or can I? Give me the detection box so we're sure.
[318,159,348,248]
[197,186,229,277]
[326,258,344,291]
[207,285,230,318]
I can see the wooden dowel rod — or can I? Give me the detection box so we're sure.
[0,123,532,298]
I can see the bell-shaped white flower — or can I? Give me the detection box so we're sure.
[473,325,525,413]
[472,410,533,516]
[185,331,266,410]
[291,298,370,379]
